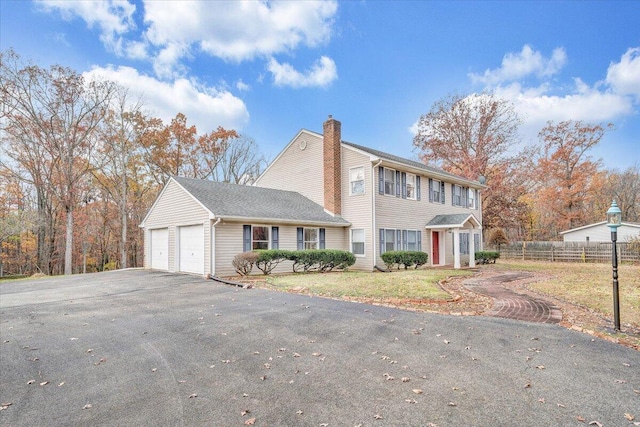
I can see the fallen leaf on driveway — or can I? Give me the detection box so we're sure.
[244,417,256,425]
[0,403,12,411]
[448,402,457,407]
[27,380,35,385]
[374,414,383,419]
[39,381,49,386]
[588,421,602,427]
[412,389,423,394]
[188,394,197,398]
[625,413,635,421]
[615,379,627,384]
[82,404,92,410]
[577,415,585,422]
[536,365,545,370]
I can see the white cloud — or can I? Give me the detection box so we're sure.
[268,56,337,88]
[606,47,640,100]
[142,0,337,76]
[462,46,640,145]
[83,65,249,133]
[469,45,567,86]
[235,79,250,91]
[36,0,137,55]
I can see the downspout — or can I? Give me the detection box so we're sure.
[210,218,222,277]
[371,160,382,271]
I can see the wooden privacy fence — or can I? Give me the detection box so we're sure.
[497,242,639,263]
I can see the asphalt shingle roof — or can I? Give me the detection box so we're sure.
[425,214,477,227]
[341,140,483,186]
[173,176,349,226]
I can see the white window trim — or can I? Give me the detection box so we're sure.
[350,228,366,257]
[349,166,366,196]
[431,179,442,203]
[406,173,417,200]
[453,184,463,207]
[252,225,270,250]
[468,188,476,209]
[384,228,397,253]
[384,167,396,196]
[406,229,419,251]
[304,227,319,250]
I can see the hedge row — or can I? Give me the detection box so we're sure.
[380,251,428,270]
[475,251,500,264]
[232,249,356,275]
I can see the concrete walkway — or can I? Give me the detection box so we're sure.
[463,272,563,324]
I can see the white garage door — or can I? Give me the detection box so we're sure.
[179,224,204,274]
[150,228,169,270]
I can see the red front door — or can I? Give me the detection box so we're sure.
[432,231,440,264]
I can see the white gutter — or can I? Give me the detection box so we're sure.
[371,159,382,271]
[211,217,221,276]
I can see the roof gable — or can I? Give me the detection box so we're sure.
[560,221,640,235]
[425,213,482,229]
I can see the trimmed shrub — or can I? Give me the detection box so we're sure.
[475,251,500,264]
[232,251,259,275]
[254,250,293,274]
[381,251,428,270]
[289,249,356,273]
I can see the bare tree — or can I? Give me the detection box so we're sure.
[213,135,267,184]
[0,49,116,274]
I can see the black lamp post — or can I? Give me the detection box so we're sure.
[606,200,622,331]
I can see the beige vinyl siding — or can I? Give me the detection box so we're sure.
[254,131,325,206]
[374,169,483,267]
[214,221,347,276]
[144,179,211,274]
[341,146,374,270]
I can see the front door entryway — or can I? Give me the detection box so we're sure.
[432,231,440,264]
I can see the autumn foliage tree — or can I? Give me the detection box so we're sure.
[413,93,526,235]
[532,120,612,238]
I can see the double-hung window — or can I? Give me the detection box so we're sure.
[385,229,396,252]
[384,168,395,195]
[430,179,443,203]
[252,226,269,250]
[452,185,464,207]
[406,230,419,251]
[468,188,477,209]
[406,173,416,200]
[350,166,365,195]
[304,228,318,250]
[351,229,365,256]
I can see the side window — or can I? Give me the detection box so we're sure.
[351,229,365,255]
[350,166,365,195]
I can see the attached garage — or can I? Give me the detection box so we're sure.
[178,224,204,274]
[150,228,169,270]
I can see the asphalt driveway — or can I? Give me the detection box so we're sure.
[1,270,638,426]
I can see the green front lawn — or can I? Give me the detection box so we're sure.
[264,269,473,301]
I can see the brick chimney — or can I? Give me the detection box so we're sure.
[323,115,342,215]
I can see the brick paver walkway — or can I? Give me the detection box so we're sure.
[464,272,562,324]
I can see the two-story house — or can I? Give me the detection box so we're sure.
[141,116,485,276]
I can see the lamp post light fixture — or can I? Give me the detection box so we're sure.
[606,200,622,331]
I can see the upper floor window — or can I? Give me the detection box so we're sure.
[350,166,365,195]
[430,179,444,203]
[406,173,416,200]
[452,185,464,207]
[468,188,476,209]
[384,168,396,195]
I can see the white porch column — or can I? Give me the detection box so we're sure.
[468,229,475,267]
[453,229,461,269]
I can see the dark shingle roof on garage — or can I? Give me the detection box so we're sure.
[173,176,349,226]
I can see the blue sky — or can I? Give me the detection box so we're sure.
[2,1,639,170]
